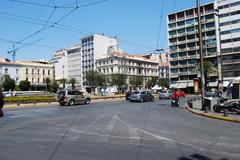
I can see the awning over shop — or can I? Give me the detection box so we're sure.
[209,81,218,87]
[187,82,194,87]
[178,82,188,89]
[169,83,177,88]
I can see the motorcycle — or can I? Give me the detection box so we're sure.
[171,99,179,107]
[213,98,240,114]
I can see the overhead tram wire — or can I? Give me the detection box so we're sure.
[156,0,165,50]
[16,0,108,43]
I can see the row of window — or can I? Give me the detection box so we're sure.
[221,37,240,44]
[219,10,240,18]
[222,46,240,54]
[218,1,240,10]
[220,19,240,27]
[26,68,51,75]
[220,28,240,35]
[25,78,49,83]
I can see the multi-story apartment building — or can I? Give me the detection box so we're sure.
[168,2,219,92]
[67,44,81,87]
[19,60,54,89]
[217,0,240,84]
[50,49,68,81]
[96,52,159,90]
[0,57,22,85]
[81,34,118,86]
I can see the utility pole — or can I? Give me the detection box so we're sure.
[196,0,205,111]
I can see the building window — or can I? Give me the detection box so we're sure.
[111,67,113,73]
[16,69,19,74]
[26,78,28,81]
[32,68,34,75]
[38,69,40,75]
[16,78,19,83]
[43,69,45,75]
[38,78,40,83]
[26,68,28,74]
[48,70,50,75]
[32,78,34,83]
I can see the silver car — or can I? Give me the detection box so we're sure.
[159,90,173,99]
[57,90,91,106]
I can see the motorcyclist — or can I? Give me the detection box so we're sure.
[171,89,180,107]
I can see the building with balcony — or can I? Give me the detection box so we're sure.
[95,51,159,90]
[81,34,118,86]
[67,44,82,87]
[217,0,240,84]
[168,2,219,92]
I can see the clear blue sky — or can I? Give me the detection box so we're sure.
[0,0,213,61]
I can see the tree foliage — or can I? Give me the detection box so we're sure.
[146,77,158,88]
[50,80,59,93]
[157,78,169,88]
[129,76,143,86]
[110,74,127,88]
[69,78,77,90]
[58,78,68,89]
[19,80,31,91]
[86,70,106,87]
[45,77,51,92]
[196,60,217,90]
[2,75,16,91]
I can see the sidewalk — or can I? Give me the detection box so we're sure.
[185,105,240,123]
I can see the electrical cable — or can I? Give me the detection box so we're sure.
[156,0,165,50]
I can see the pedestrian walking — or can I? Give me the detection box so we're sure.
[226,84,232,100]
[0,88,5,117]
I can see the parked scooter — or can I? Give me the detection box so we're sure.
[213,97,240,114]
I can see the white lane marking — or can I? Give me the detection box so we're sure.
[10,115,27,118]
[96,114,118,143]
[137,128,174,142]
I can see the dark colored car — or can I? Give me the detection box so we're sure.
[57,90,91,106]
[129,91,154,102]
[125,91,132,100]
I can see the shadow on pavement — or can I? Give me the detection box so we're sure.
[178,153,229,160]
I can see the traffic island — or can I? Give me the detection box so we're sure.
[185,105,240,123]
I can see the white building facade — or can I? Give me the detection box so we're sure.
[67,44,82,87]
[96,52,159,89]
[217,0,240,83]
[81,34,118,86]
[50,49,68,81]
[0,58,22,85]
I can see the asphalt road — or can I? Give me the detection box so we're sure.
[0,98,240,160]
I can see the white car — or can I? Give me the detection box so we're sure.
[159,90,173,99]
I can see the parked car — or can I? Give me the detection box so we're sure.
[129,91,154,102]
[159,90,173,99]
[57,90,91,106]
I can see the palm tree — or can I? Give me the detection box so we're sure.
[69,78,77,90]
[59,78,68,89]
[196,60,217,91]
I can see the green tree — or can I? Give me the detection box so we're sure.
[110,74,127,91]
[129,76,143,87]
[196,60,217,90]
[69,78,77,90]
[157,78,169,88]
[50,80,59,93]
[86,70,106,88]
[145,77,158,88]
[2,75,16,91]
[59,78,68,89]
[45,77,51,92]
[19,80,31,91]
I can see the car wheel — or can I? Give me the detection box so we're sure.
[151,97,154,102]
[68,99,75,106]
[140,98,144,103]
[84,98,90,104]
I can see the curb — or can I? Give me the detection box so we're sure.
[185,105,240,123]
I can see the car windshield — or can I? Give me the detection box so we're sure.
[160,91,167,93]
[58,91,66,95]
